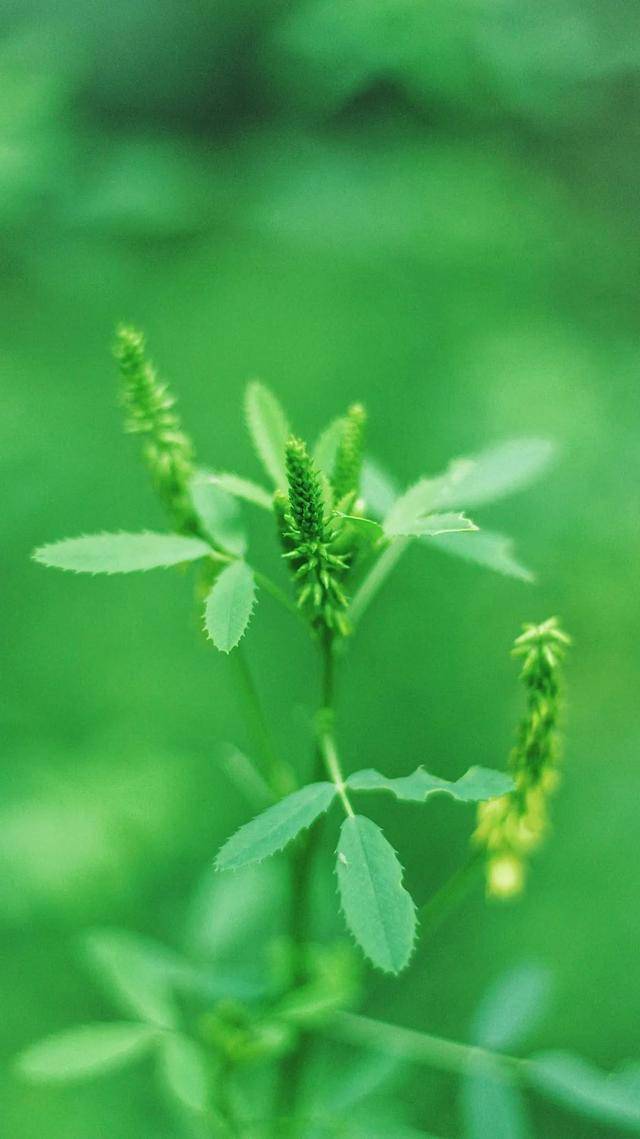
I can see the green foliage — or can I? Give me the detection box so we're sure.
[426,530,534,583]
[83,928,180,1029]
[332,402,366,503]
[216,782,337,871]
[206,472,273,510]
[469,963,552,1052]
[16,1023,159,1082]
[336,815,416,974]
[462,1070,532,1139]
[527,1052,640,1130]
[33,531,212,574]
[347,766,513,803]
[159,1033,210,1114]
[384,508,477,539]
[204,560,257,653]
[190,472,248,556]
[245,379,291,490]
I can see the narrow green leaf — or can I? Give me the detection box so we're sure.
[462,1068,532,1139]
[190,472,247,556]
[471,964,552,1051]
[528,1051,640,1129]
[384,508,477,539]
[33,532,212,574]
[361,457,399,520]
[425,529,534,582]
[206,472,272,510]
[83,928,181,1029]
[216,782,336,871]
[336,815,416,974]
[335,512,385,542]
[204,561,256,653]
[16,1023,158,1083]
[245,380,290,490]
[160,1033,210,1114]
[347,766,513,804]
[314,416,345,479]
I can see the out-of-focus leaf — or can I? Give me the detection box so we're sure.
[206,472,272,510]
[471,963,553,1051]
[347,766,513,803]
[204,561,256,653]
[245,380,290,490]
[190,471,248,556]
[336,815,416,974]
[528,1051,640,1130]
[384,509,477,539]
[159,1033,210,1114]
[314,416,345,479]
[425,529,534,582]
[461,1067,532,1139]
[184,860,286,964]
[216,783,336,871]
[336,513,384,541]
[16,1023,158,1082]
[362,457,399,520]
[33,532,212,574]
[82,928,181,1029]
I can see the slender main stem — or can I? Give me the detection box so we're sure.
[348,537,411,629]
[234,645,296,796]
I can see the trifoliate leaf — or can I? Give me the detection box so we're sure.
[159,1033,210,1114]
[425,529,534,582]
[245,380,290,490]
[528,1051,640,1129]
[314,416,345,480]
[385,510,477,539]
[216,782,336,871]
[206,472,272,510]
[336,815,416,974]
[83,928,182,1029]
[16,1023,158,1082]
[471,963,552,1051]
[33,532,212,574]
[190,472,248,556]
[462,1068,532,1139]
[347,766,513,803]
[204,561,256,653]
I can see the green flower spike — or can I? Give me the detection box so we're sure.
[474,616,571,898]
[332,402,366,506]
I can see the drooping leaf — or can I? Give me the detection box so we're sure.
[528,1051,640,1130]
[83,928,182,1029]
[314,416,345,480]
[347,766,513,804]
[190,472,247,556]
[336,815,416,974]
[206,472,272,510]
[425,529,534,582]
[204,561,256,653]
[245,380,290,490]
[462,1067,532,1139]
[384,509,477,540]
[16,1023,158,1082]
[216,782,336,871]
[160,1033,210,1114]
[33,532,212,574]
[361,457,399,520]
[471,963,552,1051]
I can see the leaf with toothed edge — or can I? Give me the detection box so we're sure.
[205,472,272,511]
[32,532,213,574]
[347,766,513,804]
[204,561,256,653]
[244,380,290,490]
[425,529,534,583]
[336,815,417,975]
[216,782,336,871]
[384,510,477,540]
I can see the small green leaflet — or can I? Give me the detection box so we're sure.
[336,815,416,974]
[245,380,290,490]
[471,963,552,1052]
[335,512,385,542]
[216,782,336,871]
[347,766,513,803]
[461,1068,532,1139]
[83,928,182,1029]
[33,532,212,574]
[425,529,534,583]
[206,472,272,510]
[16,1023,158,1082]
[361,457,399,520]
[204,561,256,653]
[384,509,477,540]
[160,1033,210,1114]
[527,1051,640,1130]
[190,472,248,556]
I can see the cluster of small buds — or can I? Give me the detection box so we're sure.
[281,437,351,636]
[114,325,196,529]
[332,403,367,505]
[474,617,571,899]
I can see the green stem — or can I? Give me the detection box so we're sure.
[234,646,296,796]
[416,851,483,947]
[253,568,305,623]
[348,537,411,630]
[318,728,354,817]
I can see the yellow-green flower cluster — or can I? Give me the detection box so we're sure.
[474,617,570,899]
[281,437,350,636]
[115,325,196,529]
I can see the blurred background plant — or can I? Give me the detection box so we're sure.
[2,1,640,1136]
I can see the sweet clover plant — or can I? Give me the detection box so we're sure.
[19,329,638,1137]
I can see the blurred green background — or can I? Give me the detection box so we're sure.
[2,1,640,1135]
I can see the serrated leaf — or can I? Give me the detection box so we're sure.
[160,1033,210,1114]
[33,532,213,574]
[245,380,290,490]
[384,509,477,540]
[83,928,181,1029]
[314,416,345,479]
[206,472,272,510]
[462,1067,532,1139]
[190,472,247,556]
[16,1023,158,1082]
[425,529,534,582]
[336,815,416,974]
[528,1051,640,1129]
[347,766,513,804]
[204,561,256,653]
[471,963,552,1051]
[335,512,384,542]
[216,782,336,871]
[361,457,400,520]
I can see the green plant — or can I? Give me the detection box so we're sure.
[20,329,635,1137]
